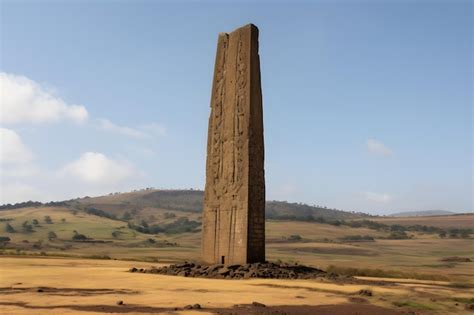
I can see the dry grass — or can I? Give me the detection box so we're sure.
[1,209,473,285]
[373,214,474,229]
[1,257,473,315]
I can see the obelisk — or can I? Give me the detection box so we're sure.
[201,24,265,265]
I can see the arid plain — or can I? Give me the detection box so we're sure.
[0,190,473,314]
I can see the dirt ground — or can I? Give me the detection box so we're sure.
[0,257,472,314]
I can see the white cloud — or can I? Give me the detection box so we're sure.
[0,72,88,125]
[139,123,166,136]
[61,152,136,185]
[97,119,147,138]
[0,127,33,164]
[97,119,166,138]
[1,164,39,178]
[366,138,393,157]
[0,182,44,204]
[364,191,392,203]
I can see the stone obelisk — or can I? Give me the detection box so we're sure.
[201,24,265,265]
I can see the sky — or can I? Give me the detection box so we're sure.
[0,0,472,214]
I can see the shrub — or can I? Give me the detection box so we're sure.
[44,216,53,224]
[32,219,40,226]
[390,224,406,232]
[164,212,177,219]
[0,201,42,210]
[48,231,58,241]
[288,234,302,241]
[161,217,200,234]
[72,231,88,241]
[5,223,16,233]
[0,236,11,243]
[122,212,132,221]
[385,231,410,240]
[84,207,117,220]
[341,235,375,242]
[127,217,200,235]
[22,221,34,233]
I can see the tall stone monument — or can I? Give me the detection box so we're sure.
[202,24,265,265]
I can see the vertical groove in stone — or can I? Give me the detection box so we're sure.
[202,24,265,265]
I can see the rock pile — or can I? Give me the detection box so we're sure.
[130,262,328,280]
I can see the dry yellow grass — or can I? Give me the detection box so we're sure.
[373,214,474,229]
[0,257,473,315]
[1,207,473,285]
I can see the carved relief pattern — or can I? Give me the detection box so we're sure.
[202,25,265,264]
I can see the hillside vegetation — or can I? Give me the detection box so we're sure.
[0,189,473,285]
[70,189,370,220]
[389,210,456,217]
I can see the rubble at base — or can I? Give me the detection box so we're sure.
[130,262,334,280]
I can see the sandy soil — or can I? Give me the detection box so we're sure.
[0,257,472,314]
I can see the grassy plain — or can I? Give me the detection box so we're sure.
[0,205,473,314]
[372,214,474,229]
[1,207,473,283]
[1,257,473,314]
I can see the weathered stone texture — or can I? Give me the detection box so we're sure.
[201,24,265,265]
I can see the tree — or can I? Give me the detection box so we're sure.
[5,223,16,233]
[122,212,132,221]
[449,231,459,238]
[22,221,34,233]
[44,216,53,224]
[164,212,176,219]
[72,230,87,241]
[0,236,11,243]
[288,234,302,241]
[32,219,40,226]
[438,231,447,238]
[48,231,58,241]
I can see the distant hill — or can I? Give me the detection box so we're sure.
[77,189,370,220]
[389,210,456,217]
[1,189,370,221]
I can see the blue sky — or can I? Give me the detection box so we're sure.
[0,0,472,214]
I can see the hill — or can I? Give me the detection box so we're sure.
[71,189,370,221]
[1,203,473,285]
[0,189,473,287]
[0,189,370,223]
[389,210,456,217]
[373,213,474,229]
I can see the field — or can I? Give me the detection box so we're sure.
[373,214,474,229]
[1,206,473,284]
[0,192,473,314]
[1,256,473,315]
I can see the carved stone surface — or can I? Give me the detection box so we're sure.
[202,24,265,265]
